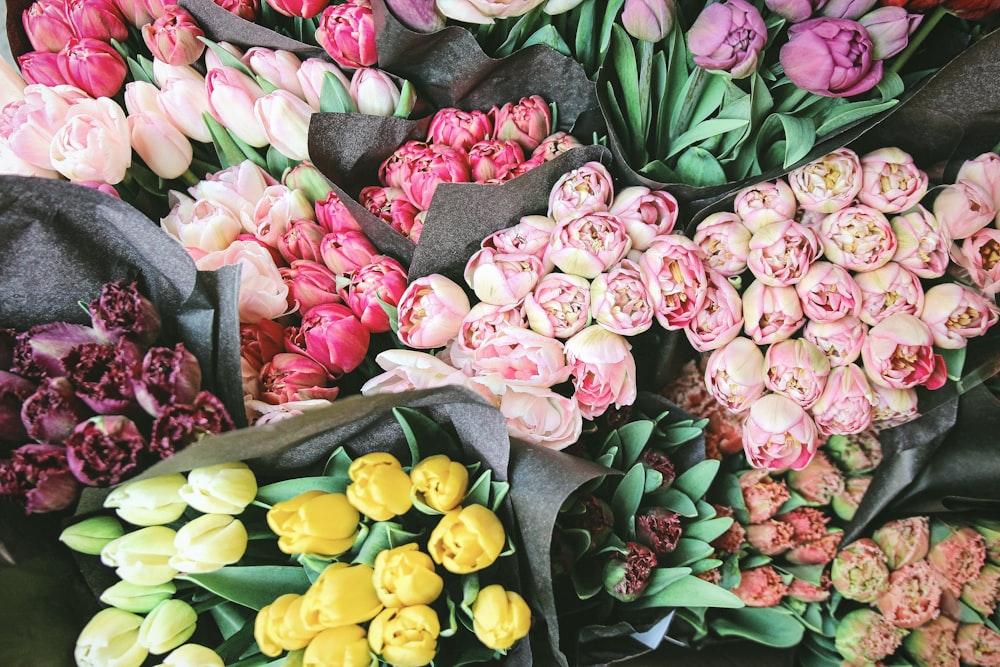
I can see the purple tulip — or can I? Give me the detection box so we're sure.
[89,280,162,346]
[65,415,149,486]
[859,6,921,60]
[0,370,36,443]
[688,0,767,79]
[149,391,234,459]
[15,322,104,379]
[622,0,675,42]
[765,0,826,21]
[133,344,203,417]
[0,443,80,513]
[780,18,883,97]
[21,376,92,444]
[62,338,142,415]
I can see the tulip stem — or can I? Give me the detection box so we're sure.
[638,39,655,155]
[887,5,948,77]
[180,169,200,187]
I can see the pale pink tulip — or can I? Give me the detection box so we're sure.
[254,89,313,161]
[920,282,999,349]
[608,186,679,251]
[464,248,544,306]
[3,84,87,172]
[296,58,352,111]
[590,260,656,337]
[688,0,767,79]
[869,383,919,429]
[547,161,614,222]
[693,212,752,276]
[396,275,471,349]
[746,219,821,286]
[704,336,767,413]
[361,350,468,396]
[128,112,192,180]
[206,66,268,147]
[499,383,583,450]
[795,261,862,323]
[956,151,1000,215]
[683,270,742,352]
[742,280,805,345]
[481,215,556,273]
[195,240,289,323]
[250,184,314,246]
[734,178,797,233]
[530,131,583,162]
[243,48,304,100]
[436,0,548,23]
[449,302,527,370]
[861,313,946,390]
[803,315,867,367]
[160,195,242,252]
[564,325,637,419]
[764,338,831,409]
[189,161,277,231]
[952,228,1000,297]
[818,204,897,272]
[638,234,709,330]
[890,205,948,279]
[810,363,874,436]
[934,179,996,240]
[524,272,592,338]
[742,393,819,471]
[788,147,863,213]
[854,261,924,326]
[857,147,927,214]
[549,212,632,279]
[349,68,401,117]
[470,328,570,387]
[49,97,131,184]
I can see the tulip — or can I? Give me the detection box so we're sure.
[124,81,165,121]
[688,0,767,79]
[704,336,767,413]
[622,0,674,41]
[693,212,752,276]
[156,76,213,143]
[318,191,364,235]
[787,575,832,603]
[639,234,709,330]
[281,260,341,314]
[65,0,128,41]
[170,513,247,573]
[0,443,79,513]
[819,204,897,271]
[57,37,128,99]
[104,473,188,526]
[856,146,928,213]
[349,68,401,117]
[936,178,997,240]
[142,5,205,66]
[258,352,336,404]
[956,151,1000,214]
[921,282,999,349]
[890,204,948,279]
[161,196,243,253]
[128,113,194,180]
[746,519,795,556]
[346,452,413,521]
[470,327,570,387]
[296,58,353,111]
[177,461,256,515]
[957,623,1000,665]
[834,608,907,666]
[803,315,867,367]
[149,392,234,459]
[742,393,819,470]
[266,0,328,17]
[830,475,869,520]
[450,302,527,365]
[255,90,313,161]
[795,261,862,323]
[549,212,631,279]
[101,525,179,586]
[902,616,961,667]
[820,0,877,18]
[787,147,863,213]
[267,490,360,556]
[344,255,409,333]
[243,48,303,98]
[139,599,197,655]
[547,161,614,222]
[75,608,148,667]
[609,186,679,251]
[314,0,378,67]
[100,580,176,615]
[764,0,826,22]
[22,0,76,53]
[60,515,126,555]
[205,67,268,147]
[299,303,370,377]
[427,107,493,151]
[862,313,946,389]
[590,261,655,337]
[746,219,821,286]
[320,229,377,274]
[254,594,314,655]
[733,179,798,232]
[810,362,874,436]
[401,143,471,211]
[303,626,370,667]
[50,97,132,184]
[739,469,791,523]
[871,516,929,570]
[20,375,89,444]
[762,338,830,410]
[730,565,788,607]
[464,248,544,306]
[602,541,659,603]
[491,94,552,153]
[397,274,471,349]
[742,280,805,345]
[283,161,334,204]
[830,537,889,602]
[368,605,439,667]
[471,585,531,651]
[928,524,987,597]
[17,50,69,88]
[876,561,943,629]
[153,644,225,667]
[252,184,314,245]
[65,414,150,487]
[467,139,525,182]
[781,18,883,97]
[961,562,1000,617]
[4,84,89,173]
[854,261,924,326]
[410,454,469,512]
[214,0,259,19]
[195,241,290,323]
[498,383,583,450]
[684,269,743,352]
[825,428,882,473]
[303,562,383,628]
[636,507,684,556]
[531,130,584,162]
[860,6,921,60]
[428,504,505,574]
[373,543,444,608]
[565,324,637,419]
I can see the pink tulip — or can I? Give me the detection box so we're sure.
[742,393,819,471]
[788,148,863,213]
[350,68,401,117]
[3,84,87,172]
[114,0,160,26]
[16,51,68,87]
[216,0,259,19]
[50,97,132,185]
[396,143,470,210]
[861,313,946,390]
[590,260,656,337]
[499,383,583,450]
[952,228,1000,297]
[530,131,584,162]
[449,302,527,370]
[299,303,370,377]
[128,112,192,180]
[154,76,212,143]
[345,255,409,333]
[206,66,268,148]
[482,215,555,272]
[795,261,863,323]
[934,179,996,240]
[190,160,277,230]
[857,147,928,213]
[549,212,632,279]
[803,315,867,367]
[609,186,679,251]
[780,18,883,97]
[320,230,378,275]
[396,274,471,349]
[742,280,805,345]
[688,0,766,78]
[57,37,127,99]
[693,212,752,276]
[380,139,431,188]
[524,272,592,338]
[819,0,875,19]
[464,248,544,306]
[316,190,362,234]
[264,0,328,17]
[22,0,75,53]
[255,90,313,161]
[361,349,467,395]
[746,219,821,286]
[358,185,420,238]
[854,261,924,326]
[810,363,874,436]
[427,107,493,152]
[565,325,637,420]
[470,328,570,387]
[124,81,163,120]
[734,178,798,233]
[251,184,314,247]
[765,0,826,22]
[638,234,709,330]
[314,0,377,68]
[296,57,352,111]
[683,270,743,351]
[920,282,999,349]
[243,48,304,99]
[704,336,767,413]
[280,260,341,314]
[956,151,1000,214]
[195,240,289,323]
[491,94,552,153]
[468,139,525,183]
[259,352,338,404]
[890,205,948,279]
[764,338,831,409]
[141,4,205,66]
[622,0,674,41]
[547,161,615,222]
[65,0,127,42]
[859,6,921,60]
[869,383,918,429]
[278,220,327,264]
[818,204,897,272]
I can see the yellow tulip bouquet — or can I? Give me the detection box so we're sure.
[57,388,533,667]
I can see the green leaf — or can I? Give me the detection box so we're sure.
[659,538,715,568]
[648,488,698,517]
[353,521,397,566]
[212,613,257,662]
[465,469,493,508]
[394,80,417,119]
[322,447,355,490]
[461,572,481,618]
[760,113,816,167]
[640,566,692,598]
[639,159,679,182]
[571,554,606,600]
[202,113,244,169]
[255,476,344,505]
[675,146,728,186]
[609,24,643,159]
[814,99,898,137]
[940,346,966,381]
[644,468,664,493]
[266,146,298,177]
[691,558,723,575]
[711,606,806,647]
[618,420,655,468]
[667,118,749,159]
[182,566,311,610]
[598,0,627,67]
[199,38,254,77]
[682,517,734,544]
[319,71,359,114]
[630,574,745,609]
[211,601,255,640]
[574,0,597,72]
[876,70,905,101]
[671,459,720,501]
[393,406,461,462]
[524,24,571,56]
[611,463,646,538]
[126,57,154,85]
[778,562,826,586]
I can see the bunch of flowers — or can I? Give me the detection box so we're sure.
[804,515,1000,667]
[61,405,530,667]
[158,158,408,424]
[0,280,234,514]
[690,145,1000,471]
[359,94,582,242]
[360,159,693,448]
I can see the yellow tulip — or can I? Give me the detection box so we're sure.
[410,454,468,512]
[267,491,360,557]
[373,543,444,607]
[427,504,506,574]
[368,605,439,667]
[301,563,383,629]
[471,584,532,650]
[345,452,413,521]
[303,625,371,667]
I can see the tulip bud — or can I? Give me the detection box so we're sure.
[346,452,413,521]
[834,608,907,666]
[830,538,889,602]
[57,37,128,99]
[243,48,304,99]
[688,0,767,79]
[350,68,401,117]
[730,564,788,607]
[179,461,257,515]
[635,507,683,556]
[205,66,268,148]
[60,515,126,555]
[428,504,505,574]
[410,454,468,513]
[471,585,531,651]
[831,475,870,521]
[170,513,248,573]
[139,599,197,655]
[104,473,188,526]
[141,5,205,66]
[254,89,313,161]
[74,608,148,667]
[738,469,791,523]
[604,541,657,602]
[397,274,471,349]
[129,112,194,180]
[373,543,444,608]
[302,563,383,629]
[622,0,674,41]
[314,0,377,68]
[100,580,176,614]
[368,605,439,667]
[22,0,76,53]
[91,280,162,346]
[153,643,225,667]
[101,525,179,586]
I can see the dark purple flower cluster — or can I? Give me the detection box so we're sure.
[0,281,233,514]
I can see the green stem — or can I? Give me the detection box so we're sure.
[670,65,707,142]
[179,169,200,187]
[637,39,655,158]
[888,5,948,76]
